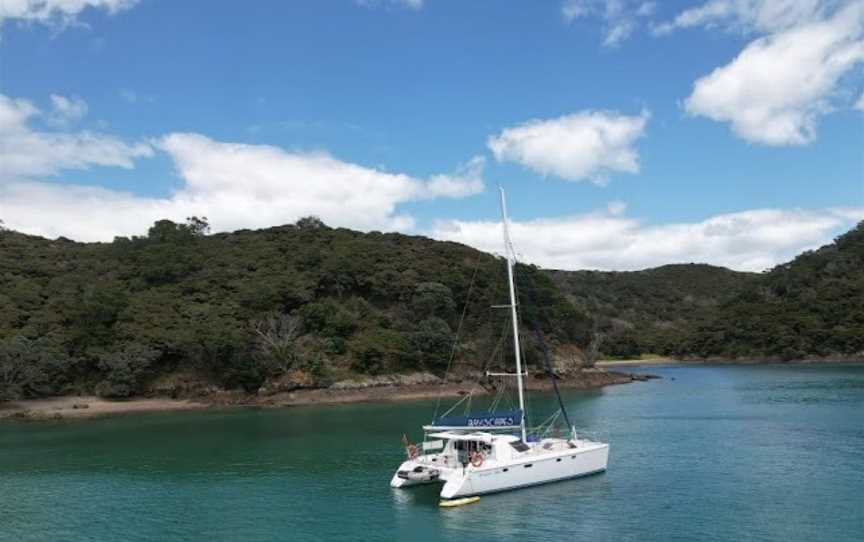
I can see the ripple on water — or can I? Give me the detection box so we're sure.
[1,364,863,542]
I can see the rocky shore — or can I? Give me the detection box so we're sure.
[0,368,654,422]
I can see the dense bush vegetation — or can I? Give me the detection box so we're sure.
[550,263,759,358]
[552,222,864,360]
[1,218,861,401]
[682,223,864,360]
[0,217,588,400]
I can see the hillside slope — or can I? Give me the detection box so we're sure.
[551,222,864,361]
[0,218,587,400]
[549,264,759,358]
[683,222,864,360]
[1,219,861,401]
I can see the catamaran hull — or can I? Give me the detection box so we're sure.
[391,443,609,498]
[442,443,608,498]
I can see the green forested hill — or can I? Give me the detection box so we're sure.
[551,222,864,361]
[549,264,759,359]
[0,218,587,400]
[1,219,862,401]
[682,223,864,360]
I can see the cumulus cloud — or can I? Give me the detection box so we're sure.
[678,1,864,145]
[431,205,864,272]
[0,94,152,179]
[0,0,138,27]
[151,132,483,234]
[0,94,484,241]
[562,0,658,46]
[487,110,649,183]
[856,92,864,110]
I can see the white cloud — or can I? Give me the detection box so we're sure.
[424,155,485,198]
[562,0,657,46]
[654,0,829,35]
[355,0,423,10]
[0,95,484,241]
[430,205,864,272]
[636,1,656,17]
[684,1,864,146]
[45,94,87,127]
[151,133,482,233]
[0,94,152,178]
[0,0,138,26]
[487,110,649,183]
[855,92,864,110]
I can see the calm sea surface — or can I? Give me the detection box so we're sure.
[1,364,863,542]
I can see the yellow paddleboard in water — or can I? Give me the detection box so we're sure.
[439,496,480,508]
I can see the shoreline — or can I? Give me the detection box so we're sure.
[0,369,648,423]
[0,396,209,422]
[596,357,864,367]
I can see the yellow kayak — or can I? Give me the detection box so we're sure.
[439,496,480,508]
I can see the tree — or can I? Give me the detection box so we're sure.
[95,343,161,398]
[252,313,301,374]
[296,216,325,230]
[411,282,455,320]
[186,216,210,236]
[583,321,605,368]
[412,317,454,372]
[0,337,32,401]
[350,329,410,375]
[0,336,68,401]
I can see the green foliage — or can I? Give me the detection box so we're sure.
[0,336,68,401]
[95,343,161,398]
[300,300,356,339]
[411,282,456,320]
[553,223,864,360]
[551,263,759,358]
[3,216,858,400]
[349,329,411,375]
[680,223,864,359]
[411,317,454,371]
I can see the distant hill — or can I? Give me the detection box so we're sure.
[682,222,864,360]
[552,222,864,361]
[549,264,759,359]
[1,218,861,401]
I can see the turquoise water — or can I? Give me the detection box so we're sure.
[1,364,863,542]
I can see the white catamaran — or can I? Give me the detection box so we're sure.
[390,188,609,501]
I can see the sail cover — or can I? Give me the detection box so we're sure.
[431,409,522,429]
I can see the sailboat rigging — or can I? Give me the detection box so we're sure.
[389,187,609,500]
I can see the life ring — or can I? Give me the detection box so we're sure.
[470,451,484,468]
[407,444,419,459]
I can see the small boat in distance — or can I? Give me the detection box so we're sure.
[390,188,609,500]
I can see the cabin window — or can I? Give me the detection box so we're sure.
[556,458,562,462]
[503,468,509,472]
[524,464,533,468]
[455,441,491,453]
[510,441,530,452]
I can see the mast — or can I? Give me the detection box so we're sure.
[499,187,527,443]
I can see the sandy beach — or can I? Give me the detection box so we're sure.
[0,396,209,422]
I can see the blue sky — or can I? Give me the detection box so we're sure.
[1,0,862,271]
